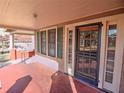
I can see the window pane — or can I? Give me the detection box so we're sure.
[91,40,97,50]
[108,36,116,48]
[105,72,113,83]
[90,58,97,79]
[77,56,91,76]
[37,32,40,52]
[49,47,55,56]
[79,32,84,51]
[57,27,63,58]
[68,30,73,68]
[41,46,46,54]
[91,31,98,39]
[106,61,114,72]
[84,40,90,51]
[49,33,55,43]
[84,32,90,39]
[108,24,117,48]
[41,31,46,54]
[82,57,90,75]
[108,25,117,36]
[107,50,115,61]
[48,29,56,57]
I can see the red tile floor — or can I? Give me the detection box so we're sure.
[0,63,104,93]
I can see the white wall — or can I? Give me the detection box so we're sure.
[64,13,124,93]
[36,13,124,93]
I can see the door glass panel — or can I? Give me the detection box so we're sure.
[77,56,83,72]
[91,40,97,56]
[68,30,73,68]
[84,40,90,51]
[108,25,117,36]
[106,61,114,72]
[91,31,98,39]
[108,37,116,48]
[90,58,97,79]
[82,57,90,75]
[105,24,117,83]
[84,32,90,53]
[84,32,91,39]
[91,40,97,49]
[105,72,113,83]
[107,50,115,61]
[77,56,91,76]
[79,32,84,51]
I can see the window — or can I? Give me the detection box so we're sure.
[57,27,63,58]
[41,31,46,54]
[78,31,98,56]
[48,29,56,57]
[36,32,40,52]
[105,24,117,83]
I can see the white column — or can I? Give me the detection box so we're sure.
[46,30,48,56]
[56,27,57,58]
[31,35,35,50]
[9,33,14,50]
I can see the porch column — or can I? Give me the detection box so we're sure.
[9,33,17,60]
[9,33,14,49]
[31,35,35,50]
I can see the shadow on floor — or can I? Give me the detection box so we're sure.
[6,75,32,93]
[49,71,73,93]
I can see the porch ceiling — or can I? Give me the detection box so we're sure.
[0,0,123,30]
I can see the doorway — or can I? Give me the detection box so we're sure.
[75,23,102,86]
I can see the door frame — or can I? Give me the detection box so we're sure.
[64,26,75,76]
[66,29,73,75]
[74,22,102,86]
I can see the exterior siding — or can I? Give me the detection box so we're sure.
[35,13,124,93]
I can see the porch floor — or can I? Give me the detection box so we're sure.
[0,62,104,93]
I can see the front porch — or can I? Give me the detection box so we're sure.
[0,0,123,93]
[0,56,104,93]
